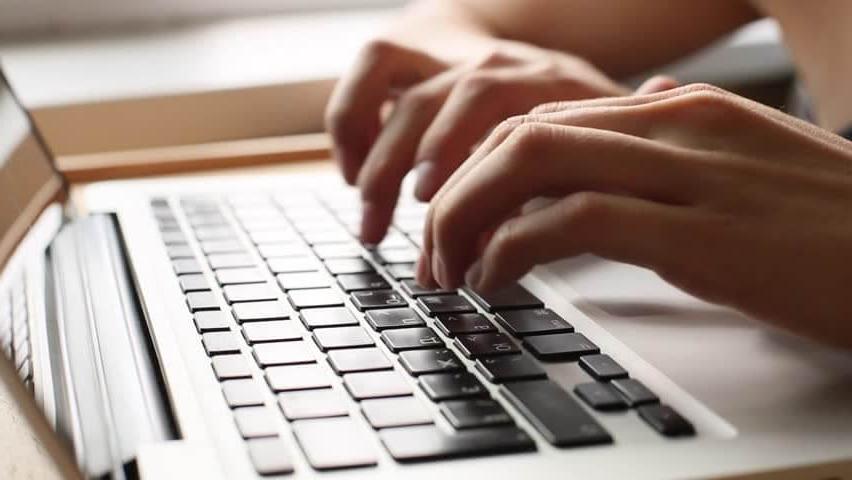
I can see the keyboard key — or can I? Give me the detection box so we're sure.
[344,370,413,400]
[327,348,393,375]
[257,243,307,258]
[167,244,194,259]
[337,273,389,292]
[234,406,279,438]
[523,332,599,361]
[419,372,487,401]
[454,333,519,358]
[299,307,358,329]
[241,320,302,344]
[385,263,415,280]
[222,283,279,303]
[202,332,241,355]
[253,341,315,367]
[611,378,659,407]
[379,425,535,462]
[292,417,378,470]
[495,308,573,337]
[381,328,444,352]
[233,301,290,322]
[399,349,464,375]
[314,243,362,259]
[161,231,187,244]
[475,354,547,383]
[375,248,420,265]
[399,279,455,297]
[361,396,433,428]
[200,239,244,254]
[173,258,203,275]
[365,308,425,331]
[185,291,219,312]
[574,382,629,411]
[179,274,209,292]
[501,379,612,447]
[440,399,513,429]
[216,267,266,285]
[211,354,253,380]
[195,226,236,241]
[278,388,349,420]
[247,437,295,475]
[251,230,298,244]
[266,364,331,392]
[193,311,230,332]
[579,354,628,380]
[222,378,265,407]
[350,290,407,311]
[637,404,695,437]
[288,288,343,310]
[267,256,320,274]
[208,253,255,269]
[325,258,374,275]
[277,271,330,290]
[465,284,543,312]
[435,313,496,337]
[417,295,476,316]
[313,326,374,351]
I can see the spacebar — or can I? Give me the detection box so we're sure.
[501,380,613,447]
[379,425,535,462]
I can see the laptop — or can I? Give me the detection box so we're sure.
[2,65,852,480]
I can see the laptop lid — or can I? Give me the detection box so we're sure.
[0,67,65,273]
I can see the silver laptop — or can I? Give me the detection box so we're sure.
[2,66,852,480]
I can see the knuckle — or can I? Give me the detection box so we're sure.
[529,100,573,115]
[489,220,524,262]
[362,39,400,60]
[561,192,610,230]
[505,122,552,163]
[458,72,501,99]
[396,87,440,117]
[474,49,515,68]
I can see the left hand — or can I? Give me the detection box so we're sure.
[417,83,852,347]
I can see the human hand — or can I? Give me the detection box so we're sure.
[417,84,852,347]
[325,39,628,244]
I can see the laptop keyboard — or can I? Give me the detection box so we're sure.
[150,189,694,475]
[0,275,33,391]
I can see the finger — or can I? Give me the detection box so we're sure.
[467,192,696,291]
[325,41,447,184]
[634,75,680,95]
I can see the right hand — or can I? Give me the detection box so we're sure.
[325,39,631,244]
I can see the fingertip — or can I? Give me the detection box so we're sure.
[358,200,393,245]
[413,161,437,201]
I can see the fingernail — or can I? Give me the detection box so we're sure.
[414,161,434,201]
[465,261,484,290]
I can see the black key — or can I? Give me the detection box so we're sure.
[435,313,496,337]
[361,396,433,428]
[215,267,266,285]
[193,311,230,332]
[637,404,695,437]
[579,354,628,380]
[267,256,320,274]
[200,239,244,254]
[454,333,519,358]
[327,348,393,374]
[574,382,629,411]
[440,399,513,429]
[385,263,415,280]
[419,372,487,401]
[381,328,444,352]
[611,378,659,407]
[350,289,407,311]
[365,308,425,331]
[288,288,343,310]
[313,326,374,351]
[222,283,279,304]
[247,437,295,475]
[266,364,331,391]
[233,301,290,322]
[417,295,476,316]
[253,341,315,367]
[241,320,302,344]
[299,307,358,329]
[399,279,455,298]
[186,291,220,312]
[208,253,255,269]
[292,417,378,470]
[344,370,413,399]
[337,273,389,292]
[399,349,464,376]
[475,354,547,383]
[211,354,253,380]
[234,406,279,438]
[167,245,194,259]
[222,378,265,407]
[495,308,573,337]
[277,271,330,290]
[324,258,374,275]
[523,332,599,361]
[173,258,203,275]
[203,332,242,356]
[501,379,612,447]
[278,388,349,420]
[179,274,210,293]
[379,425,535,462]
[465,284,543,312]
